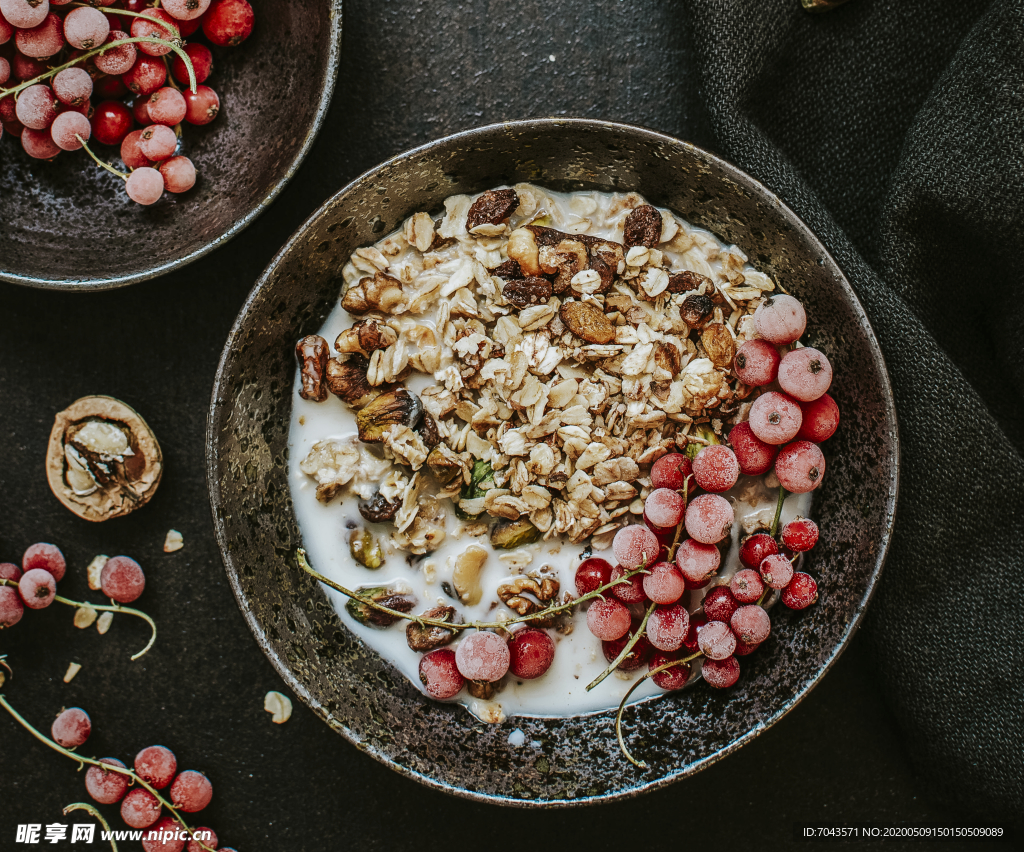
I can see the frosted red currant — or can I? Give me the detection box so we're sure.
[729,568,764,604]
[684,493,734,544]
[123,54,167,96]
[126,166,165,205]
[649,651,691,690]
[643,487,685,532]
[748,391,803,445]
[135,745,177,788]
[15,11,63,57]
[754,294,806,345]
[650,452,693,491]
[781,572,818,610]
[52,67,92,106]
[507,628,554,679]
[148,87,186,125]
[0,587,23,628]
[85,758,130,804]
[0,0,49,30]
[132,94,152,124]
[121,129,153,169]
[131,9,179,56]
[697,620,736,660]
[101,555,146,602]
[609,564,648,604]
[51,707,91,747]
[141,816,185,852]
[138,123,176,160]
[739,532,778,569]
[702,655,740,688]
[161,0,211,22]
[94,31,136,76]
[691,444,739,493]
[682,613,707,653]
[171,43,212,85]
[760,553,794,589]
[0,57,8,86]
[733,338,780,386]
[63,6,109,49]
[575,557,612,595]
[169,770,213,812]
[613,524,659,569]
[186,828,217,852]
[418,648,464,699]
[586,597,631,641]
[734,636,761,656]
[775,440,825,493]
[183,84,219,125]
[15,84,58,130]
[674,538,720,589]
[95,74,129,99]
[701,585,738,623]
[0,563,21,581]
[642,562,686,605]
[22,127,61,158]
[797,393,839,442]
[22,542,65,581]
[202,0,253,46]
[121,788,162,829]
[51,110,91,150]
[91,100,133,145]
[731,605,771,645]
[454,631,510,682]
[647,604,689,652]
[601,625,652,671]
[778,347,833,402]
[19,568,56,608]
[728,421,778,476]
[782,517,818,552]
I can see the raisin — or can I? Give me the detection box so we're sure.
[680,293,715,329]
[623,205,663,249]
[490,259,523,280]
[358,492,401,523]
[466,189,519,230]
[503,277,553,309]
[668,270,711,293]
[418,411,441,449]
[405,605,461,651]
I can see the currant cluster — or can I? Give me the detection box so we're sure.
[0,542,146,629]
[0,0,254,205]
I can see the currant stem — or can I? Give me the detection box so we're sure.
[0,35,197,101]
[769,484,787,538]
[63,803,118,852]
[77,135,130,180]
[0,695,216,852]
[586,600,656,692]
[297,548,643,632]
[614,652,703,768]
[0,579,156,660]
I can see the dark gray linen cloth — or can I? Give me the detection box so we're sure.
[686,0,1023,823]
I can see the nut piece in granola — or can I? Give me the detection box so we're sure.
[342,271,406,315]
[46,396,163,523]
[452,545,488,606]
[296,335,329,402]
[335,319,398,357]
[668,270,709,294]
[623,204,663,249]
[406,605,462,651]
[560,300,616,344]
[466,189,519,232]
[345,586,415,627]
[326,357,385,409]
[490,518,541,549]
[503,277,553,309]
[264,690,293,724]
[349,528,384,569]
[355,389,423,443]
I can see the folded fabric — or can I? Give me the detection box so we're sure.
[686,0,1023,823]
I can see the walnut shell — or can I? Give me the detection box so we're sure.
[46,396,162,523]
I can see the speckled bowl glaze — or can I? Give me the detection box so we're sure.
[0,0,342,290]
[207,119,899,806]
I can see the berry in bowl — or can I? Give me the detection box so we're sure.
[208,119,898,804]
[0,0,342,289]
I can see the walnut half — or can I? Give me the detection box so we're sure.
[46,396,163,522]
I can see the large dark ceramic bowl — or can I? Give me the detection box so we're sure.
[0,0,342,290]
[208,119,899,805]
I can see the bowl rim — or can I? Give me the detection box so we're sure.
[206,117,900,806]
[0,0,344,292]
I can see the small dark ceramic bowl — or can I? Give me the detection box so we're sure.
[0,0,342,290]
[207,119,899,806]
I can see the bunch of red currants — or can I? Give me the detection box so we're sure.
[0,0,254,205]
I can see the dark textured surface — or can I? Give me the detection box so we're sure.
[210,120,898,804]
[0,0,342,289]
[0,0,1011,847]
[687,0,1024,825]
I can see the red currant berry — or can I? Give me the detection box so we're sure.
[796,393,840,443]
[135,745,177,789]
[94,31,136,76]
[14,11,63,58]
[171,42,212,85]
[729,568,764,604]
[609,564,647,604]
[748,391,803,445]
[63,6,109,50]
[775,440,825,493]
[739,532,779,569]
[95,74,129,99]
[202,0,253,46]
[778,347,832,402]
[141,816,185,852]
[169,770,213,813]
[734,636,761,656]
[51,110,91,150]
[418,648,464,699]
[730,605,771,645]
[0,0,48,28]
[702,655,740,688]
[642,562,686,605]
[0,563,22,582]
[22,542,66,582]
[682,613,707,654]
[649,650,691,690]
[586,597,631,641]
[161,0,211,22]
[643,487,685,531]
[691,444,739,493]
[684,493,734,545]
[454,631,510,682]
[15,84,57,130]
[132,94,152,124]
[507,628,555,679]
[19,568,56,608]
[760,553,794,590]
[728,421,778,476]
[674,538,720,589]
[701,585,738,623]
[647,603,689,652]
[601,626,652,671]
[697,620,736,660]
[160,155,196,193]
[121,129,153,168]
[101,555,146,602]
[186,828,217,852]
[51,707,91,748]
[781,572,818,610]
[650,452,694,491]
[782,517,819,552]
[52,67,93,107]
[613,524,659,570]
[121,788,162,829]
[123,54,167,95]
[147,86,186,125]
[575,557,612,595]
[0,587,25,628]
[22,126,61,159]
[138,123,176,160]
[85,758,129,805]
[754,294,806,345]
[733,338,781,386]
[183,83,219,125]
[131,9,180,56]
